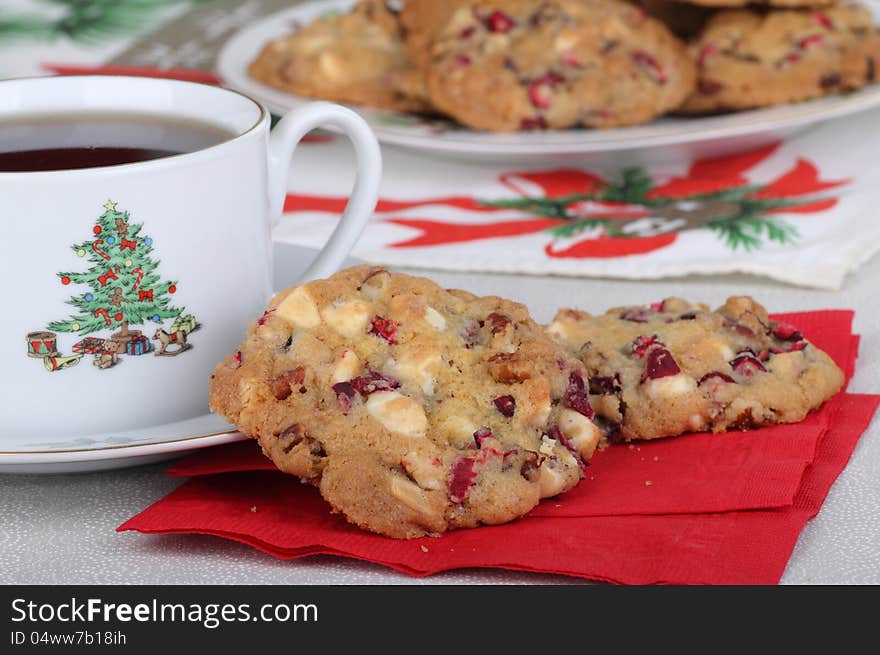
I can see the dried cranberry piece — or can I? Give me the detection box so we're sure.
[485,10,516,33]
[493,394,516,417]
[632,51,667,84]
[820,72,842,88]
[348,370,400,397]
[697,44,719,67]
[698,371,735,385]
[452,54,472,69]
[232,351,242,368]
[473,427,494,448]
[520,116,547,130]
[641,347,681,382]
[257,308,276,326]
[730,354,767,376]
[698,79,724,95]
[528,81,553,109]
[773,321,803,342]
[678,312,698,321]
[460,25,476,38]
[564,372,595,419]
[449,456,478,503]
[368,315,399,344]
[561,50,581,67]
[799,34,824,50]
[631,334,662,359]
[527,73,564,109]
[779,52,801,67]
[787,341,808,352]
[332,381,355,413]
[649,301,666,312]
[757,350,770,362]
[549,426,588,471]
[589,374,621,396]
[620,308,656,323]
[814,12,834,30]
[519,451,542,481]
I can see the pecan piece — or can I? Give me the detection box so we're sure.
[487,351,532,383]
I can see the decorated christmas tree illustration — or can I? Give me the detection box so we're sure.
[32,200,197,370]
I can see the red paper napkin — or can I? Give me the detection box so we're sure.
[120,311,879,584]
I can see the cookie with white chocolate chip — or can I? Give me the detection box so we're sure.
[209,265,599,539]
[547,296,844,443]
[248,0,430,112]
[421,0,696,131]
[681,4,880,113]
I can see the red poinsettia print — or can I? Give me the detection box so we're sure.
[283,142,848,257]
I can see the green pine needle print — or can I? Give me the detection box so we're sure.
[0,0,214,44]
[480,168,817,252]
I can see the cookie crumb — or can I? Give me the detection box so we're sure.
[644,480,653,487]
[420,545,429,553]
[250,506,257,512]
[653,455,659,462]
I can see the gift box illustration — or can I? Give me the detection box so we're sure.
[125,334,152,356]
[72,336,106,355]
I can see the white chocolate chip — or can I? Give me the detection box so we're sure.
[537,463,567,498]
[555,32,578,53]
[539,435,558,456]
[366,391,428,438]
[558,408,601,459]
[330,350,361,384]
[317,52,346,80]
[385,350,441,396]
[645,373,695,400]
[545,319,579,343]
[320,300,371,337]
[443,415,479,445]
[389,476,441,519]
[768,351,804,381]
[276,287,320,328]
[359,269,391,300]
[401,451,443,491]
[688,413,706,431]
[424,306,447,330]
[527,399,552,428]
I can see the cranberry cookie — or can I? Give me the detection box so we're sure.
[210,266,599,539]
[421,0,696,131]
[679,0,834,7]
[682,4,880,113]
[547,296,845,442]
[248,0,429,112]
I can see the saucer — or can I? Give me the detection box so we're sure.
[0,243,358,474]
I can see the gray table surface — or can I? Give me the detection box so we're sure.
[3,243,879,585]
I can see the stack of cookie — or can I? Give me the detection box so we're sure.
[248,0,880,131]
[209,266,844,538]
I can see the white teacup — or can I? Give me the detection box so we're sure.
[0,75,381,442]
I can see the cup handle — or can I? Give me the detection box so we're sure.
[267,101,382,282]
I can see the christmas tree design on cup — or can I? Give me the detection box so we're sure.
[26,200,198,372]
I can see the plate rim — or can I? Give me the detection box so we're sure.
[0,429,246,464]
[215,0,880,156]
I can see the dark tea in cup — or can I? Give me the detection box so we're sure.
[0,113,234,172]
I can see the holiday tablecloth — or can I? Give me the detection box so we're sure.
[3,0,880,289]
